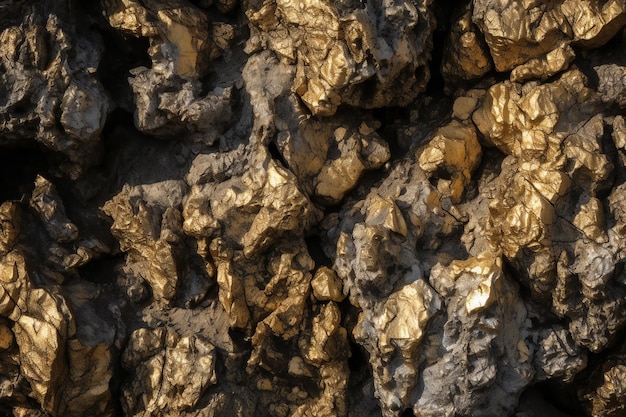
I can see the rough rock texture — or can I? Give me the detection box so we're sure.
[245,0,435,116]
[2,1,626,417]
[0,1,110,178]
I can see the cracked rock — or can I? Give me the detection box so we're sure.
[3,1,626,417]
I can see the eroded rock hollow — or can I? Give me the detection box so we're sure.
[2,1,626,416]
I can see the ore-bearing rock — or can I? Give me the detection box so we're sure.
[2,1,626,417]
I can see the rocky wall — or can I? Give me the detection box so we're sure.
[1,1,626,416]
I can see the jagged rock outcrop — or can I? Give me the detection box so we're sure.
[245,0,435,116]
[0,195,118,417]
[2,1,626,417]
[0,1,110,177]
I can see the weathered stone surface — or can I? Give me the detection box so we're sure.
[3,1,626,417]
[0,200,117,417]
[473,0,626,79]
[581,336,626,417]
[418,120,482,203]
[246,0,435,116]
[311,266,345,302]
[470,69,626,353]
[419,254,533,417]
[441,3,493,87]
[30,176,79,243]
[595,63,626,108]
[121,327,217,416]
[103,0,234,139]
[103,180,190,304]
[0,1,110,177]
[274,99,391,204]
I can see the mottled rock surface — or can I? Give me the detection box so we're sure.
[2,1,626,417]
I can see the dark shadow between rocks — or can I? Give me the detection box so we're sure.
[0,146,51,203]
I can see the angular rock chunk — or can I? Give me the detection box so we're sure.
[274,96,390,204]
[418,120,482,203]
[0,1,110,176]
[441,3,493,87]
[30,176,78,243]
[121,327,218,416]
[245,0,435,115]
[473,0,626,80]
[0,203,117,417]
[183,148,322,258]
[103,0,235,138]
[469,70,626,352]
[419,255,533,417]
[103,181,189,303]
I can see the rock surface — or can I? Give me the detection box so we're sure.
[1,1,626,417]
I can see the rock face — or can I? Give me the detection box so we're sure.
[245,0,434,116]
[2,1,626,417]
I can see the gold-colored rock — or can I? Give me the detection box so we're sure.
[240,161,323,256]
[609,182,626,237]
[441,5,493,86]
[294,302,349,417]
[472,70,610,275]
[0,201,21,256]
[365,195,408,237]
[457,255,503,315]
[30,176,79,243]
[422,252,534,416]
[452,92,483,121]
[613,115,626,150]
[430,253,504,315]
[473,0,626,79]
[102,0,157,37]
[0,250,28,318]
[375,280,441,359]
[122,327,217,416]
[156,6,211,77]
[1,241,115,416]
[248,245,314,356]
[561,0,626,47]
[315,146,372,204]
[564,115,613,185]
[304,301,344,365]
[292,361,348,417]
[418,120,482,203]
[574,196,608,244]
[236,241,314,376]
[474,70,598,157]
[103,181,187,303]
[525,165,571,203]
[204,238,350,416]
[472,82,520,153]
[583,358,626,417]
[0,321,13,349]
[13,289,70,414]
[510,45,576,83]
[473,3,566,72]
[311,267,345,302]
[246,0,434,115]
[489,172,555,259]
[103,0,214,78]
[468,65,626,356]
[210,238,251,329]
[275,102,390,204]
[184,153,322,258]
[62,341,112,415]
